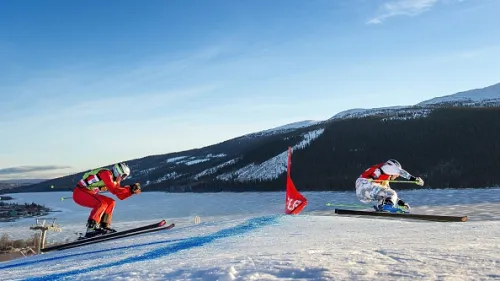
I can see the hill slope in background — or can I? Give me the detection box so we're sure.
[10,82,500,193]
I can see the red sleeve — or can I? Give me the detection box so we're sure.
[98,170,133,200]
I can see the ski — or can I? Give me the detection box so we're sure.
[41,220,172,253]
[51,223,176,252]
[334,208,468,222]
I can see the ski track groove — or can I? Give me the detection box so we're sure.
[374,250,403,263]
[18,215,280,281]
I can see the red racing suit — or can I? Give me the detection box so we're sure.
[72,168,133,225]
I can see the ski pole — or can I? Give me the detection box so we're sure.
[367,179,418,184]
[61,196,72,201]
[325,203,367,209]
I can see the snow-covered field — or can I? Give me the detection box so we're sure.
[1,188,500,281]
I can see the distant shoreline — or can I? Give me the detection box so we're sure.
[0,197,53,223]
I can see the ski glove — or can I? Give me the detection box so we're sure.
[410,176,425,186]
[415,177,424,186]
[130,183,141,194]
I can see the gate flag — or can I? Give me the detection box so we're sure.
[285,146,308,214]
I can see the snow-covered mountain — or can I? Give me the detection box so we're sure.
[328,106,429,121]
[141,128,325,186]
[328,82,500,121]
[242,120,320,138]
[419,82,500,106]
[19,82,500,193]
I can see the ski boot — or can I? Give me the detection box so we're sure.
[375,204,409,213]
[374,198,410,213]
[99,214,117,233]
[79,220,108,239]
[100,222,117,233]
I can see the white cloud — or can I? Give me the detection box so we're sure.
[0,165,71,175]
[368,0,440,24]
[0,165,73,180]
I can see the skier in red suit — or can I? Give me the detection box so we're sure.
[72,162,141,238]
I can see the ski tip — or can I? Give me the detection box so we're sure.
[158,220,167,227]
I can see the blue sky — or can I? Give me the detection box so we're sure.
[1,0,499,180]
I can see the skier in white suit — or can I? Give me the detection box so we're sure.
[356,159,424,213]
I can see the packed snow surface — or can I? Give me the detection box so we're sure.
[1,187,500,280]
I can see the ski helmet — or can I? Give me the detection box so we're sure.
[386,159,402,169]
[113,162,130,180]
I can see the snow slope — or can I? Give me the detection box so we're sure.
[1,188,500,280]
[216,129,325,181]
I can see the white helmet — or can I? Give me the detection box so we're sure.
[381,159,402,176]
[386,159,402,169]
[113,162,130,180]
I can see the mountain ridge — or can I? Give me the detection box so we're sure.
[7,82,500,193]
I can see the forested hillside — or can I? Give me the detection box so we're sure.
[10,107,500,194]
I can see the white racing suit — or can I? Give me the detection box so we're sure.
[355,178,398,206]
